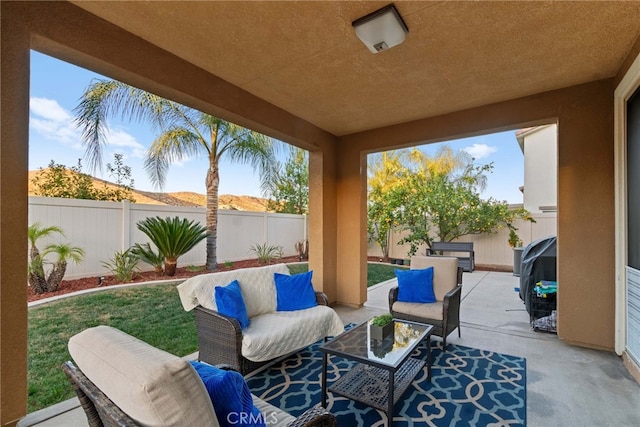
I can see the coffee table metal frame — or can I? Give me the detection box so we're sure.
[319,318,433,425]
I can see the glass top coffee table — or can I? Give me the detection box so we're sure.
[319,318,433,425]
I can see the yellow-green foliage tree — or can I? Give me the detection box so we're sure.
[368,145,533,257]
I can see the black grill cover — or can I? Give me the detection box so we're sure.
[519,235,557,317]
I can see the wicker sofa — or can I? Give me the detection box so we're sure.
[64,325,336,427]
[177,263,344,375]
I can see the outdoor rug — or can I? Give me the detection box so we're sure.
[246,327,526,426]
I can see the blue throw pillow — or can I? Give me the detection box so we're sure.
[396,267,436,303]
[274,271,318,311]
[190,361,265,427]
[215,280,250,329]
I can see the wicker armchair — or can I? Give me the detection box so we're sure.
[389,256,463,351]
[63,358,337,427]
[195,292,331,375]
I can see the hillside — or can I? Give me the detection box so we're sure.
[28,169,269,212]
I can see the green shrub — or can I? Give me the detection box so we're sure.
[102,249,139,282]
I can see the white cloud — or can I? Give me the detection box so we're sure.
[30,97,71,122]
[29,97,82,147]
[106,128,145,158]
[464,143,497,159]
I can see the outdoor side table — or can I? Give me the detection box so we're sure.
[319,318,433,426]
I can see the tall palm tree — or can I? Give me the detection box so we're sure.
[74,80,280,270]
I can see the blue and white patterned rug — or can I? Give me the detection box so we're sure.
[246,330,526,426]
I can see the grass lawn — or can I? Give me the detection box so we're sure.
[27,262,404,412]
[288,261,405,287]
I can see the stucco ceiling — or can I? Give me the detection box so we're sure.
[72,1,640,136]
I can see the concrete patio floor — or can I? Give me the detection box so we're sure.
[20,271,640,427]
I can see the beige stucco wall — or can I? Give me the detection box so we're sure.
[0,1,632,424]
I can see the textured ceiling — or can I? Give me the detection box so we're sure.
[72,1,640,136]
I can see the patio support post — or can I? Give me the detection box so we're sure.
[308,147,338,303]
[334,142,368,306]
[0,4,30,425]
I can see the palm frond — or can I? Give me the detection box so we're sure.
[42,243,85,264]
[144,127,205,189]
[74,79,175,171]
[28,223,64,247]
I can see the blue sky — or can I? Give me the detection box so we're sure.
[29,51,524,203]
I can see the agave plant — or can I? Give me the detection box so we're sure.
[137,216,208,276]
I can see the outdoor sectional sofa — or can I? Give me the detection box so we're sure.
[177,263,345,375]
[64,325,336,427]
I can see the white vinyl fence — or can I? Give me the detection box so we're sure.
[29,196,307,278]
[29,196,556,279]
[368,213,558,270]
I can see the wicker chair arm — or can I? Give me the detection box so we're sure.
[194,306,244,371]
[442,284,462,326]
[388,286,399,312]
[287,405,337,427]
[315,291,330,306]
[62,361,138,427]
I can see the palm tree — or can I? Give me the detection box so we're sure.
[74,79,279,270]
[42,243,85,292]
[27,223,84,294]
[137,216,208,276]
[28,223,63,293]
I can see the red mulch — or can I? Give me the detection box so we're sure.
[27,256,304,303]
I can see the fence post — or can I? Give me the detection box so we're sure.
[122,200,131,251]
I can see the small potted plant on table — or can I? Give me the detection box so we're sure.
[370,313,393,341]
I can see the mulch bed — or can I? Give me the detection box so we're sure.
[27,256,303,303]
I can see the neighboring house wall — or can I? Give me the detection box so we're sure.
[28,196,307,279]
[517,124,558,213]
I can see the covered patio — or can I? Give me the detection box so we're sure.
[2,2,640,425]
[20,272,640,426]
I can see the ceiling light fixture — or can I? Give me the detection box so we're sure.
[352,3,409,54]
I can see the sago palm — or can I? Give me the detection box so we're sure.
[137,216,208,276]
[42,243,85,292]
[74,79,280,270]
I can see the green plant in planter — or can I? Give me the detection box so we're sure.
[371,313,393,327]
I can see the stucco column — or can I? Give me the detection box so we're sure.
[334,143,367,306]
[0,4,30,425]
[308,146,338,302]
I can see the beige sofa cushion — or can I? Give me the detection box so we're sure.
[392,301,444,320]
[410,256,458,301]
[68,326,219,427]
[241,306,345,362]
[177,263,290,317]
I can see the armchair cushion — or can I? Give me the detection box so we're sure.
[395,267,436,303]
[410,256,459,300]
[392,301,444,320]
[274,271,317,311]
[68,326,219,427]
[190,361,265,427]
[215,280,250,329]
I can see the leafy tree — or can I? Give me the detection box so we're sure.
[367,150,409,259]
[31,154,135,202]
[368,145,533,257]
[74,79,279,270]
[28,223,84,294]
[266,147,309,214]
[392,158,533,255]
[136,216,208,276]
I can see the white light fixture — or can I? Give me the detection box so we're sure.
[352,3,408,54]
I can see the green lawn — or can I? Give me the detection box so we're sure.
[288,261,405,287]
[27,262,404,412]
